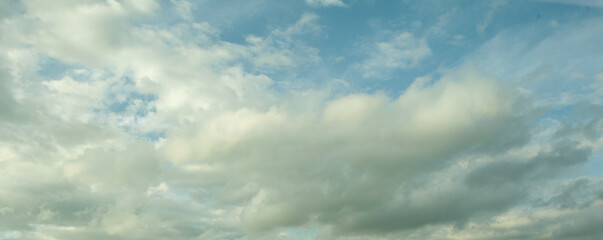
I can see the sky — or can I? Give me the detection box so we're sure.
[0,0,603,239]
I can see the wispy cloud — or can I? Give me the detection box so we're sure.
[306,0,346,8]
[534,0,603,7]
[358,32,432,78]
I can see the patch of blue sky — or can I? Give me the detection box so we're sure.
[167,188,195,202]
[91,76,163,141]
[464,25,602,108]
[280,228,319,240]
[223,1,601,97]
[581,150,603,177]
[0,230,22,240]
[140,131,167,141]
[553,150,603,181]
[537,105,576,124]
[105,91,156,115]
[36,56,78,81]
[364,2,598,91]
[188,0,308,44]
[545,106,603,180]
[146,0,192,25]
[103,77,156,113]
[36,56,119,87]
[225,0,603,115]
[33,0,603,174]
[115,123,166,141]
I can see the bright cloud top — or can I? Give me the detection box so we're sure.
[1,1,602,240]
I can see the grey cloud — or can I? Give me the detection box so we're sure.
[541,178,603,209]
[63,142,162,189]
[0,161,92,231]
[0,56,31,123]
[0,0,21,21]
[330,184,527,235]
[161,68,535,235]
[465,142,591,187]
[553,103,603,141]
[554,214,603,240]
[2,1,603,239]
[0,64,20,122]
[455,198,603,240]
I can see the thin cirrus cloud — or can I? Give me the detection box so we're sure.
[533,0,603,7]
[357,32,432,79]
[0,0,602,240]
[306,0,346,8]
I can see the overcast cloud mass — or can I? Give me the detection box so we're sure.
[1,0,603,239]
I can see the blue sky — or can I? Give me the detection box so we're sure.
[1,0,603,239]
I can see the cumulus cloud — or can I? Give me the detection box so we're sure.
[161,67,534,235]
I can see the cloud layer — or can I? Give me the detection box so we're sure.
[1,0,602,239]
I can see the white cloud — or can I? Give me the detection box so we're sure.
[359,32,432,78]
[476,0,507,35]
[161,67,534,235]
[12,0,144,66]
[245,13,322,69]
[467,18,603,108]
[306,0,346,7]
[0,3,329,238]
[171,0,193,20]
[1,1,602,239]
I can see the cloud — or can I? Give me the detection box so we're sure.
[10,0,155,66]
[358,32,432,78]
[0,2,321,238]
[476,0,507,35]
[170,0,193,20]
[465,142,591,187]
[244,13,322,70]
[533,0,603,7]
[1,1,603,239]
[306,0,346,8]
[161,67,535,235]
